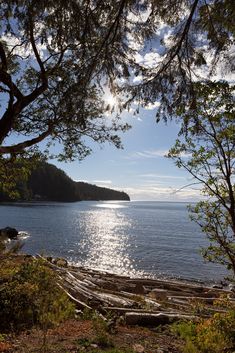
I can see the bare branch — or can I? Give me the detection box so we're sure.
[171,181,202,194]
[8,39,28,56]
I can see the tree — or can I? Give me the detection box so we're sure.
[0,0,234,196]
[126,0,235,120]
[0,0,136,159]
[168,81,235,278]
[0,0,234,159]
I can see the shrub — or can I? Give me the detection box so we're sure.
[0,258,75,332]
[173,300,235,353]
[92,315,114,348]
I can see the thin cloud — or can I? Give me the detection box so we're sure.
[145,101,161,110]
[135,51,162,69]
[140,173,186,180]
[93,180,112,185]
[74,179,90,183]
[118,184,202,201]
[124,149,169,160]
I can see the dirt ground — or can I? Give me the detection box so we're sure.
[0,319,183,353]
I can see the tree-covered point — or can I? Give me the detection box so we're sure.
[0,162,130,202]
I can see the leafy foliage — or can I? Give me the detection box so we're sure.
[173,298,235,353]
[0,257,75,332]
[0,0,234,159]
[169,82,235,278]
[0,0,234,197]
[0,152,42,198]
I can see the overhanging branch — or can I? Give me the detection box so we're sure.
[0,127,52,154]
[138,0,200,87]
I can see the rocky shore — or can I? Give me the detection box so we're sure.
[1,252,235,352]
[42,256,235,327]
[1,226,234,326]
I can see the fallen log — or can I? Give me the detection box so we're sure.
[125,312,197,326]
[58,284,92,310]
[103,307,181,315]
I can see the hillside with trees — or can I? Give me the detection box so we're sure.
[0,163,130,202]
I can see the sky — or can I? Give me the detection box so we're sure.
[45,24,233,202]
[51,105,201,202]
[2,6,232,202]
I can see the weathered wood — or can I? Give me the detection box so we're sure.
[125,312,197,326]
[39,256,234,321]
[167,296,233,304]
[102,307,181,315]
[58,284,92,310]
[97,292,135,307]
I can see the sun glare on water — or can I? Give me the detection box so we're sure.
[76,206,144,277]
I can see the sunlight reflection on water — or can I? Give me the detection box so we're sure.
[94,203,127,209]
[77,207,139,276]
[0,201,228,281]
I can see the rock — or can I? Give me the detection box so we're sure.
[133,343,145,353]
[53,257,68,267]
[149,288,168,301]
[90,343,98,349]
[0,227,18,239]
[228,284,235,292]
[212,284,223,289]
[134,283,145,295]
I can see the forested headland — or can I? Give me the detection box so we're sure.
[0,163,130,202]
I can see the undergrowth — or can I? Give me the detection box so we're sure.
[172,296,235,353]
[0,256,75,332]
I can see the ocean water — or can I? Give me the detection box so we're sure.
[0,200,228,282]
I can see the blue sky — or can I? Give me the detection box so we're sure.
[52,106,201,201]
[2,9,232,201]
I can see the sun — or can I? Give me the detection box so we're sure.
[104,93,118,108]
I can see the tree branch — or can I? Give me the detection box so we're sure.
[28,18,47,83]
[86,0,126,83]
[137,0,199,87]
[171,181,202,194]
[0,41,8,71]
[0,127,52,154]
[0,70,24,100]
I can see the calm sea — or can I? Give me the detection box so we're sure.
[0,201,227,282]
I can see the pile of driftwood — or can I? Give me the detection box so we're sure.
[42,256,235,327]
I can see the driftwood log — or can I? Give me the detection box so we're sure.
[39,255,235,327]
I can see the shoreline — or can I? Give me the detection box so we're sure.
[67,261,225,287]
[1,252,235,328]
[2,231,230,286]
[1,201,228,283]
[1,228,230,288]
[41,255,235,326]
